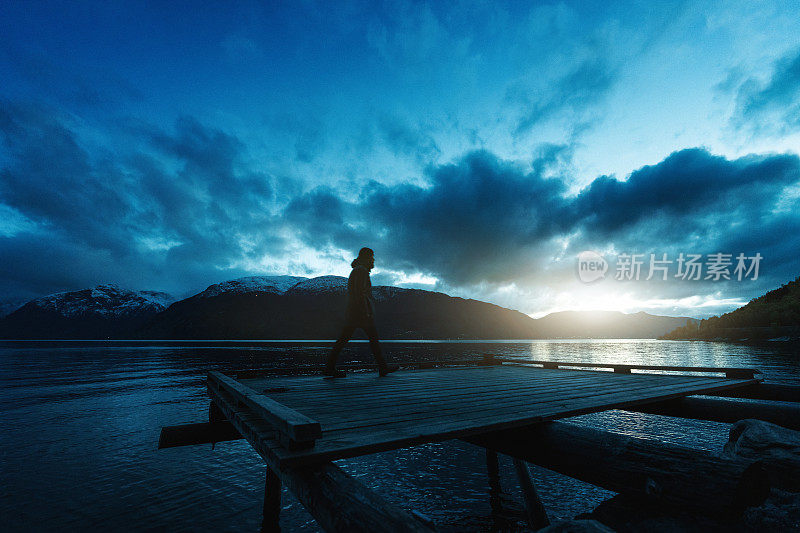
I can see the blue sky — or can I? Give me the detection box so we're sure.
[1,1,799,317]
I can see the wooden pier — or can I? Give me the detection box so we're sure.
[158,358,799,531]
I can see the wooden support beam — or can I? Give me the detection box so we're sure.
[485,449,502,515]
[708,383,800,403]
[465,421,770,515]
[208,371,321,445]
[261,467,282,533]
[623,395,800,430]
[512,459,549,529]
[158,421,242,449]
[497,359,761,379]
[477,354,502,366]
[208,381,434,533]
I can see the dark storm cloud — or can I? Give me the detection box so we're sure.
[2,96,798,304]
[285,146,800,293]
[573,148,800,235]
[731,47,800,134]
[0,102,279,298]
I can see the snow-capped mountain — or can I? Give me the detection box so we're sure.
[0,276,697,340]
[198,276,308,298]
[0,284,174,339]
[27,284,173,318]
[285,276,348,294]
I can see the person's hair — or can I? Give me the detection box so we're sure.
[352,247,374,268]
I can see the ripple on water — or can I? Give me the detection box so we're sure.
[1,340,797,531]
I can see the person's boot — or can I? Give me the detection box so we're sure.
[379,364,399,377]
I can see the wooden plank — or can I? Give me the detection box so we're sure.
[241,364,491,389]
[266,372,664,417]
[280,374,747,424]
[312,378,751,434]
[158,377,721,449]
[292,376,728,430]
[245,367,676,404]
[232,358,501,380]
[267,372,672,412]
[466,421,770,515]
[244,362,760,404]
[205,365,759,468]
[255,365,651,393]
[496,359,761,378]
[207,383,434,532]
[208,371,321,443]
[266,378,759,467]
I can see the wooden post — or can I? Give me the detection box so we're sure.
[485,449,502,516]
[466,421,770,515]
[261,467,282,533]
[208,384,435,532]
[512,459,549,529]
[158,421,242,449]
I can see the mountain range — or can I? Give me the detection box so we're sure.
[0,276,696,340]
[660,276,800,341]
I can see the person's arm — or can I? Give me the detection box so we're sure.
[353,269,372,317]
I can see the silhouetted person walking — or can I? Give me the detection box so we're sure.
[324,247,398,378]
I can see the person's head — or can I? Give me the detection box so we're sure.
[352,247,375,270]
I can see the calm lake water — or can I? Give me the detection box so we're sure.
[2,339,799,532]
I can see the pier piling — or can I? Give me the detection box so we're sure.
[261,467,282,533]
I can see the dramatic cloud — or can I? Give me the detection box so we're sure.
[731,47,800,134]
[2,1,800,317]
[284,146,800,306]
[0,102,281,299]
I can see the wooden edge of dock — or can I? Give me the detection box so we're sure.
[206,373,435,533]
[492,357,763,379]
[157,363,799,532]
[207,371,322,446]
[230,355,763,380]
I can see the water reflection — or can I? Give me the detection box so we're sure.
[1,340,797,531]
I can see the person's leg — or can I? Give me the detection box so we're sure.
[363,322,388,372]
[326,324,355,373]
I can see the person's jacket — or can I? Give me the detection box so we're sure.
[345,264,374,322]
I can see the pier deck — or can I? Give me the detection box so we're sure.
[207,363,761,468]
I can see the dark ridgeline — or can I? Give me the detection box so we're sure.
[138,279,538,340]
[0,275,699,339]
[661,275,800,340]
